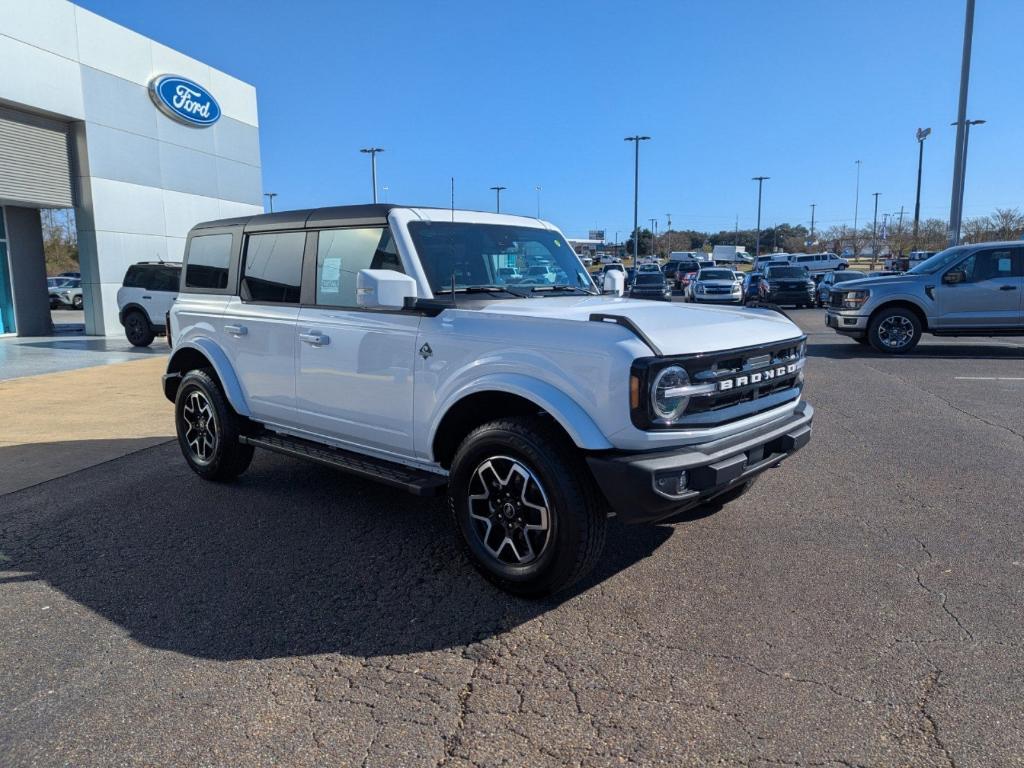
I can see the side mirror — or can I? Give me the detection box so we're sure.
[943,269,965,285]
[357,269,418,309]
[603,270,625,297]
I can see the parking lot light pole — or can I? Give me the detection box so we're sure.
[752,176,769,258]
[263,192,277,213]
[948,0,976,246]
[535,186,541,218]
[913,128,931,246]
[809,203,816,243]
[359,147,384,203]
[649,218,657,258]
[951,119,985,243]
[490,185,506,213]
[871,192,881,264]
[625,136,651,263]
[853,160,862,256]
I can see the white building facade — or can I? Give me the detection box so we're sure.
[0,0,262,335]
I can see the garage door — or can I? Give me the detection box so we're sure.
[0,105,73,209]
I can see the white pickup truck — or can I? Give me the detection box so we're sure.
[163,205,813,595]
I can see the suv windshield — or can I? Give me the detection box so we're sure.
[907,246,972,275]
[765,266,807,279]
[634,273,665,285]
[698,269,734,281]
[408,222,595,295]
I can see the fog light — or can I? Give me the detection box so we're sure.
[654,471,688,497]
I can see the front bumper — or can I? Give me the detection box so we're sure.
[825,311,869,334]
[586,401,813,523]
[693,292,743,303]
[765,290,815,305]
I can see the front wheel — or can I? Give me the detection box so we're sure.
[868,307,922,354]
[175,369,254,481]
[449,416,607,597]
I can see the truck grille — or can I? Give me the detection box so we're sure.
[830,292,844,308]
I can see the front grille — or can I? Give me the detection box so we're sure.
[632,337,806,430]
[830,292,844,308]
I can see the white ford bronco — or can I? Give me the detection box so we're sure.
[163,205,813,595]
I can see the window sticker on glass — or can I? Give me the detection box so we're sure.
[320,257,342,295]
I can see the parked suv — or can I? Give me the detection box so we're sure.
[826,243,1024,353]
[689,267,743,304]
[759,265,816,307]
[163,205,813,595]
[117,261,181,346]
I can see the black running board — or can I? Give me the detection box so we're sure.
[239,433,448,496]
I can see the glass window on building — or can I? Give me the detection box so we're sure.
[0,208,16,334]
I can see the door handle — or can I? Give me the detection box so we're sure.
[998,285,1017,291]
[142,295,152,300]
[299,332,330,346]
[224,324,248,336]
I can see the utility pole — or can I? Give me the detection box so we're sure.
[948,0,976,246]
[359,147,384,203]
[665,213,672,231]
[951,118,986,242]
[624,135,651,263]
[263,192,277,213]
[871,192,881,265]
[913,128,931,246]
[752,176,769,258]
[809,203,816,243]
[490,185,506,213]
[734,215,739,246]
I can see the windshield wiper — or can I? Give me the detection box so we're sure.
[433,285,531,298]
[530,284,597,296]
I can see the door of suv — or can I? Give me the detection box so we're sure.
[933,246,1024,329]
[221,230,306,424]
[293,226,419,456]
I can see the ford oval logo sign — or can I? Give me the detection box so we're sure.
[148,75,221,127]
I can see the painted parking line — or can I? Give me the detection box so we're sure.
[954,376,1024,381]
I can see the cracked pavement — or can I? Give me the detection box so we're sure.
[1,310,1022,766]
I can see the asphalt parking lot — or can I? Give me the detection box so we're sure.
[1,309,1022,767]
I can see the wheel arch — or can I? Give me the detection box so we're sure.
[430,376,613,469]
[163,339,251,417]
[119,303,150,326]
[869,299,929,331]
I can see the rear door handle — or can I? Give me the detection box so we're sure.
[998,285,1017,291]
[224,324,248,336]
[299,332,330,347]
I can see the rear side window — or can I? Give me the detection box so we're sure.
[186,234,233,290]
[315,227,402,307]
[150,266,181,292]
[123,265,152,288]
[242,232,306,303]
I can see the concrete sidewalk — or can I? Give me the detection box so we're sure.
[0,357,173,495]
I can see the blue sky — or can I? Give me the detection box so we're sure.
[79,0,1024,238]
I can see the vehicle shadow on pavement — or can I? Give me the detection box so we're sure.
[0,442,679,660]
[808,341,1024,360]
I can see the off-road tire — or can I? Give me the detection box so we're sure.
[124,310,155,347]
[449,415,607,597]
[175,368,254,481]
[868,307,922,354]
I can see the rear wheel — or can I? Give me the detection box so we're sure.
[175,369,254,481]
[124,310,155,347]
[449,416,607,597]
[868,307,922,354]
[72,295,83,309]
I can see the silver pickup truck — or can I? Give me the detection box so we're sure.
[826,243,1024,353]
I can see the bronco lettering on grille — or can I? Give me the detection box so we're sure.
[718,362,801,391]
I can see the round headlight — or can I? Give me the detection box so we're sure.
[651,365,690,422]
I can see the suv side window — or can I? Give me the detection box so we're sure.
[242,231,305,303]
[315,227,403,307]
[123,265,152,288]
[186,234,233,290]
[150,266,181,292]
[955,248,1021,283]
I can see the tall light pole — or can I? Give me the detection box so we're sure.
[752,176,769,258]
[535,186,542,218]
[665,213,672,231]
[359,147,384,203]
[624,135,651,262]
[951,119,986,242]
[871,192,881,261]
[948,0,976,246]
[809,203,816,244]
[649,217,658,258]
[913,128,931,245]
[853,160,862,255]
[490,185,506,213]
[263,192,277,213]
[382,185,389,203]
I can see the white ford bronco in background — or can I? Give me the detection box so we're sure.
[163,205,813,595]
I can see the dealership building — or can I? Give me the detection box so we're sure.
[0,0,263,336]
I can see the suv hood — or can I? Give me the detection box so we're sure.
[470,296,801,355]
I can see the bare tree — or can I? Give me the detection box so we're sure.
[989,208,1024,240]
